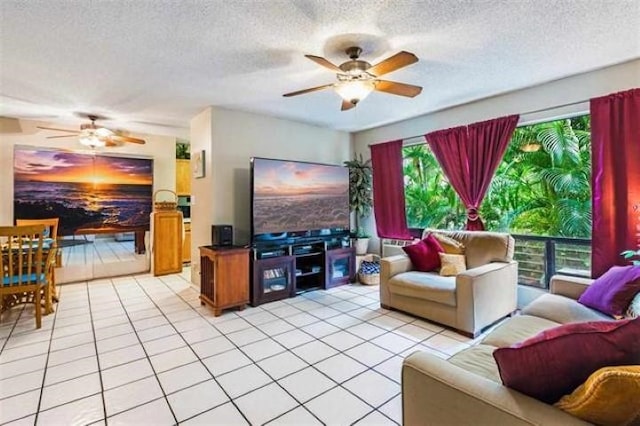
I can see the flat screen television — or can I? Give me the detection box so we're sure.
[251,157,350,244]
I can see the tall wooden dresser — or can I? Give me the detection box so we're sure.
[199,246,249,316]
[152,210,183,276]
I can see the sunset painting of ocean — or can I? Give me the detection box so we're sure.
[14,148,153,235]
[252,158,349,235]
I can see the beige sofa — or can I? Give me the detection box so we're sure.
[402,275,613,426]
[380,230,518,337]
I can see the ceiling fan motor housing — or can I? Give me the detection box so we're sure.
[339,60,371,76]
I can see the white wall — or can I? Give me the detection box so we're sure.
[353,59,640,253]
[189,107,214,284]
[189,107,352,284]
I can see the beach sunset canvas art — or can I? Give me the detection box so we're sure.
[14,147,153,235]
[252,158,349,235]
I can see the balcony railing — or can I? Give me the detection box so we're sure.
[512,234,591,289]
[385,230,592,289]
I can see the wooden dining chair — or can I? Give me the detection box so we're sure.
[0,225,51,328]
[16,217,59,246]
[16,217,59,305]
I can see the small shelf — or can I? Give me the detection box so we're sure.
[296,270,322,277]
[263,285,287,294]
[294,251,323,258]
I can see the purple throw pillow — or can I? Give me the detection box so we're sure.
[493,317,640,403]
[402,234,444,272]
[578,265,640,317]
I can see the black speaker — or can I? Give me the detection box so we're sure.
[212,225,233,247]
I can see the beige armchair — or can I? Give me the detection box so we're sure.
[380,230,518,337]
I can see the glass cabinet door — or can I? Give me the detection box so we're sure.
[252,255,296,305]
[262,266,289,294]
[330,256,350,279]
[325,247,355,288]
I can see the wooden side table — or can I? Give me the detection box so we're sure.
[199,246,249,316]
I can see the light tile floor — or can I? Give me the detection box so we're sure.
[0,272,477,425]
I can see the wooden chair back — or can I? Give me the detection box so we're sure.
[16,218,59,243]
[0,225,47,328]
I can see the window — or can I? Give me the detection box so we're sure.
[403,115,592,287]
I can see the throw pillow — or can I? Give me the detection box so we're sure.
[439,253,467,276]
[402,234,444,272]
[578,265,640,317]
[431,233,465,255]
[555,366,640,426]
[493,317,640,404]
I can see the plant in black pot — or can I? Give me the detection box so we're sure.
[344,154,373,255]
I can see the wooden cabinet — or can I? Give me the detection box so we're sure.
[176,159,191,196]
[200,246,249,316]
[153,211,183,276]
[182,222,191,263]
[250,238,355,306]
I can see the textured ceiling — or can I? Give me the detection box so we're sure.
[1,0,639,138]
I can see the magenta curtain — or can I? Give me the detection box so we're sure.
[425,115,519,230]
[371,140,412,239]
[590,88,640,278]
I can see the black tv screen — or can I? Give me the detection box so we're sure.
[251,157,350,242]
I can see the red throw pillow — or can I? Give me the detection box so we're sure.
[493,317,640,404]
[578,265,640,317]
[402,234,444,272]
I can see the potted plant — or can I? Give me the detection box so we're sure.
[176,141,190,159]
[344,154,373,255]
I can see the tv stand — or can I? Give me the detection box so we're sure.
[250,236,355,306]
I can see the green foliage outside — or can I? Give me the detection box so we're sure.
[404,115,592,238]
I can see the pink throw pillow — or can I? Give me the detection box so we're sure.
[493,317,640,404]
[402,234,444,272]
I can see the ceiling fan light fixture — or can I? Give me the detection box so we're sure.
[95,127,113,137]
[79,135,106,148]
[334,80,375,105]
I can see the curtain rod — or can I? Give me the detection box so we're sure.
[367,98,590,147]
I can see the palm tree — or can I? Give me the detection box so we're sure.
[403,116,592,237]
[509,118,591,237]
[403,145,465,229]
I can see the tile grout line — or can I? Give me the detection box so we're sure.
[0,305,27,355]
[156,275,327,426]
[131,275,255,425]
[103,277,180,424]
[33,280,64,424]
[3,274,466,426]
[160,276,398,425]
[150,275,274,425]
[85,280,114,424]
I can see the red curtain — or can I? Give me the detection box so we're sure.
[425,115,519,230]
[590,88,640,278]
[371,140,412,239]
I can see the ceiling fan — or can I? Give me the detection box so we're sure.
[283,46,422,111]
[37,114,146,148]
